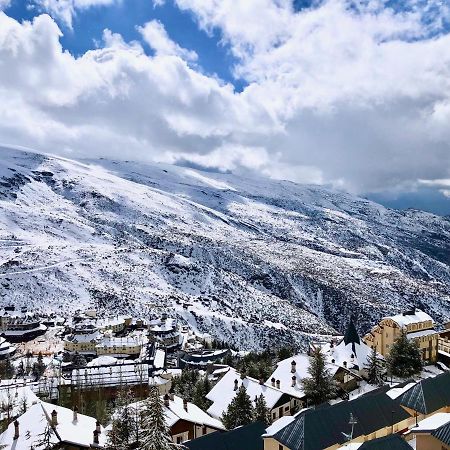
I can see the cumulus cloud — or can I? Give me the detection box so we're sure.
[35,0,118,28]
[0,1,450,195]
[0,0,11,10]
[138,20,198,61]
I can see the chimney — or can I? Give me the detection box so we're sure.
[343,361,347,368]
[234,379,239,391]
[93,430,99,445]
[259,378,264,385]
[276,380,280,389]
[183,398,188,411]
[73,405,78,422]
[13,421,19,440]
[291,375,296,387]
[51,410,58,427]
[96,421,101,434]
[240,371,246,380]
[291,360,296,374]
[271,377,275,387]
[164,394,170,407]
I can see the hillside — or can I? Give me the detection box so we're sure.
[0,146,449,349]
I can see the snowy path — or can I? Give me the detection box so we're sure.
[0,257,88,277]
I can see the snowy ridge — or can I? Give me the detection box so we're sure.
[0,147,449,349]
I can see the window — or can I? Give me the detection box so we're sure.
[176,436,182,444]
[279,445,284,450]
[284,406,289,411]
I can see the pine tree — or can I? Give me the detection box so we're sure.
[139,386,179,450]
[254,394,270,426]
[192,376,212,411]
[32,352,46,380]
[365,346,384,385]
[301,347,337,406]
[106,388,135,450]
[0,356,15,379]
[72,352,87,368]
[221,385,255,430]
[386,329,422,378]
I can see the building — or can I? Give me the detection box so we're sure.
[184,421,265,450]
[148,316,181,350]
[0,306,47,342]
[263,385,414,450]
[64,323,101,356]
[207,367,294,423]
[438,328,450,364]
[363,308,438,362]
[406,413,450,450]
[0,401,105,449]
[0,336,15,359]
[95,335,142,358]
[399,371,450,420]
[178,349,230,369]
[337,434,413,449]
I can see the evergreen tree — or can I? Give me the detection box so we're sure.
[32,352,46,380]
[221,385,254,430]
[254,394,270,426]
[140,386,179,450]
[192,376,212,411]
[0,356,15,379]
[72,352,87,368]
[386,329,422,378]
[365,346,384,385]
[301,347,337,406]
[106,389,135,450]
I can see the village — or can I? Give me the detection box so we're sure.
[0,305,448,449]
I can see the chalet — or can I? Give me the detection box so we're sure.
[207,367,294,422]
[263,385,414,450]
[0,401,105,449]
[405,412,450,450]
[184,421,265,450]
[363,308,438,362]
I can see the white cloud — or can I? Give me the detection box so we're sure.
[0,0,11,10]
[35,0,118,28]
[0,1,450,195]
[138,20,197,61]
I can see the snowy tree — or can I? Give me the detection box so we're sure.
[301,347,337,406]
[106,388,136,450]
[221,385,255,430]
[254,394,270,426]
[32,352,46,380]
[365,346,384,385]
[139,386,179,450]
[192,376,212,411]
[72,352,87,368]
[387,329,422,378]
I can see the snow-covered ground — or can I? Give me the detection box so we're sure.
[0,146,449,349]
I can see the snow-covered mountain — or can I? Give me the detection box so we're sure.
[0,147,449,349]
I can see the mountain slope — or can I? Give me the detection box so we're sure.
[0,147,449,349]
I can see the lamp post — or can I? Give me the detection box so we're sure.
[391,410,395,434]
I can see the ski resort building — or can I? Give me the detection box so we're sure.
[406,413,450,450]
[0,306,47,342]
[363,308,438,362]
[95,335,143,358]
[0,401,105,449]
[207,367,296,422]
[64,324,102,356]
[0,336,15,359]
[148,316,181,350]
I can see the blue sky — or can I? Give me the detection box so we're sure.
[0,0,449,215]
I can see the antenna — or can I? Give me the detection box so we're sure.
[342,413,358,442]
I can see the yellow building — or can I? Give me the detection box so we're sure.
[406,413,450,450]
[363,308,438,362]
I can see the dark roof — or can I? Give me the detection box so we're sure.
[344,318,361,346]
[184,422,265,450]
[358,434,413,450]
[400,372,450,414]
[432,421,450,446]
[273,387,410,450]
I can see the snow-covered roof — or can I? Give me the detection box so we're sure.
[322,337,373,371]
[0,385,39,421]
[386,382,416,400]
[0,401,105,449]
[95,336,141,348]
[265,354,310,399]
[406,329,437,340]
[164,395,224,430]
[413,412,450,432]
[87,355,119,366]
[207,367,284,419]
[264,415,295,436]
[154,348,166,369]
[385,309,434,327]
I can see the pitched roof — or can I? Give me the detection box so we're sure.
[0,401,104,449]
[433,421,450,446]
[184,421,265,450]
[400,372,450,414]
[207,368,284,418]
[385,309,434,328]
[267,386,411,450]
[357,434,413,449]
[344,319,360,346]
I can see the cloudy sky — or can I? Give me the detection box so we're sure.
[1,0,450,214]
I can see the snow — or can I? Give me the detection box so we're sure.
[321,338,373,372]
[264,415,296,436]
[0,401,105,449]
[154,348,166,369]
[206,367,284,418]
[411,412,450,431]
[386,382,416,399]
[406,329,437,339]
[0,385,39,421]
[385,310,434,328]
